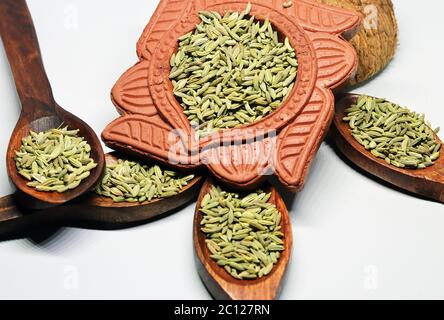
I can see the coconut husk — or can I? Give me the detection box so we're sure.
[315,0,398,85]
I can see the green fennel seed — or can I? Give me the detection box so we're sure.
[200,185,285,280]
[15,126,97,192]
[282,1,293,8]
[95,158,195,203]
[170,3,298,136]
[343,95,441,169]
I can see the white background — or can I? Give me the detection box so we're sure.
[0,0,443,300]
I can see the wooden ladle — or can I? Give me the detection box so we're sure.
[0,0,105,209]
[0,153,203,239]
[193,178,293,300]
[331,93,444,203]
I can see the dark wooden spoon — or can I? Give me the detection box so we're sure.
[0,0,105,209]
[193,178,292,300]
[0,153,203,239]
[331,93,444,203]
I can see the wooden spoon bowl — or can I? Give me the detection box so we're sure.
[0,152,203,238]
[193,178,292,300]
[0,0,105,209]
[6,108,105,209]
[86,153,201,209]
[331,93,444,203]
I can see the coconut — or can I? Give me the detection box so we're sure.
[315,0,398,85]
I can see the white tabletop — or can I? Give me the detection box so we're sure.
[0,0,443,300]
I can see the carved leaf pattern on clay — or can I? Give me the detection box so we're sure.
[308,31,358,88]
[287,0,361,36]
[274,24,357,190]
[276,86,334,191]
[136,0,194,60]
[102,114,200,168]
[203,136,277,188]
[111,61,157,116]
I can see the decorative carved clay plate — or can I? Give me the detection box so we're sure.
[102,0,361,191]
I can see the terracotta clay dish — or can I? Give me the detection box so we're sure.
[331,94,444,203]
[0,153,203,239]
[193,177,292,300]
[102,0,361,191]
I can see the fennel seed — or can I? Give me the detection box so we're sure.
[170,3,298,136]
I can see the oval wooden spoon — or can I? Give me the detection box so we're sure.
[0,0,105,209]
[0,153,203,239]
[193,178,293,300]
[331,93,444,203]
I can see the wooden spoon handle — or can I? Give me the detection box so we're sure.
[0,0,55,115]
[0,195,119,239]
[0,190,199,239]
[0,195,35,238]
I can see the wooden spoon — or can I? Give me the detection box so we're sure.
[0,153,203,239]
[331,93,444,203]
[193,178,293,300]
[0,0,105,209]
